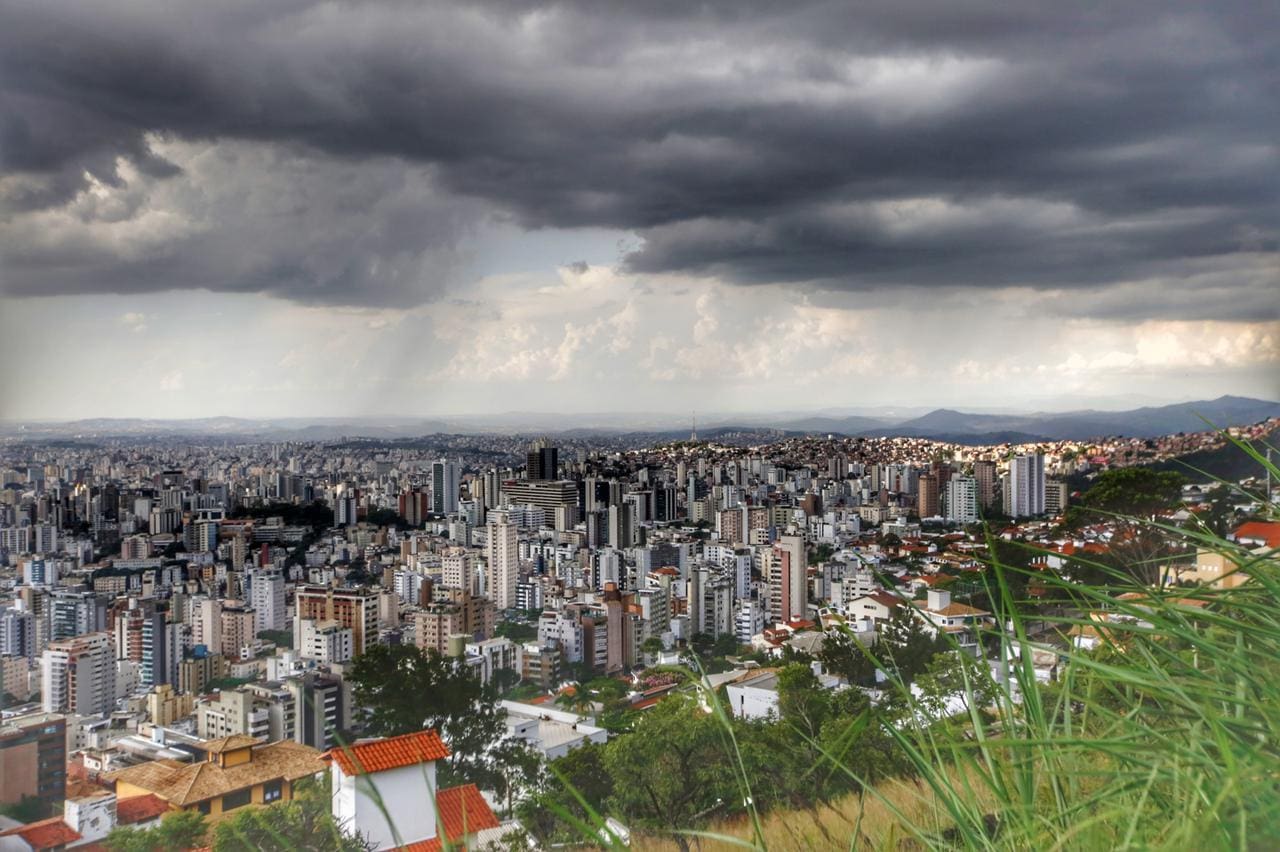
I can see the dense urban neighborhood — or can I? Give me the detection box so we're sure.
[0,413,1274,849]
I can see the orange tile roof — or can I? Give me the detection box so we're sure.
[325,730,451,776]
[117,793,172,825]
[0,817,82,850]
[436,783,500,841]
[1233,521,1280,548]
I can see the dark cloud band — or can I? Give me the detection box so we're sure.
[0,0,1275,311]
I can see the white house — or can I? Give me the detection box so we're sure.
[843,592,905,623]
[911,589,992,653]
[326,729,500,851]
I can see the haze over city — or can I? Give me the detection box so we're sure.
[1,1,1277,420]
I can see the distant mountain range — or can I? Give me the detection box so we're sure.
[2,396,1277,444]
[847,396,1280,443]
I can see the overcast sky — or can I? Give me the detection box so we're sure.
[1,0,1276,420]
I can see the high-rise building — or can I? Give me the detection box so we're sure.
[917,473,940,519]
[485,512,519,612]
[973,460,998,509]
[774,535,807,622]
[50,590,102,641]
[525,439,559,482]
[398,488,430,526]
[441,548,475,595]
[0,607,34,660]
[285,671,351,749]
[248,569,286,632]
[334,484,358,526]
[0,712,67,813]
[41,632,115,716]
[294,586,380,656]
[1009,454,1046,518]
[140,611,178,689]
[945,476,979,524]
[608,503,635,549]
[1044,479,1069,516]
[431,459,460,515]
[191,596,223,653]
[717,507,746,545]
[414,589,496,654]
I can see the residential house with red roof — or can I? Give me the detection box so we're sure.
[325,729,500,851]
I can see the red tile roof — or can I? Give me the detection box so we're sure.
[402,840,444,852]
[117,793,172,825]
[1233,521,1280,548]
[0,817,82,850]
[325,730,450,776]
[436,783,500,841]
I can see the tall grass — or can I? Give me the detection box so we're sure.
[624,439,1280,851]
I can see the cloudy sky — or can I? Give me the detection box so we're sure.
[1,0,1276,420]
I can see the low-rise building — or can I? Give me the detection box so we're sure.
[106,734,324,820]
[499,700,608,760]
[325,730,501,851]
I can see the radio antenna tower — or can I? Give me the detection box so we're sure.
[691,411,698,442]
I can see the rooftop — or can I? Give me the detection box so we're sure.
[0,817,81,851]
[324,729,451,776]
[105,740,324,806]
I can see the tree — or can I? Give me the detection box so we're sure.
[877,609,949,682]
[363,507,406,529]
[711,632,741,658]
[348,643,510,790]
[105,809,208,852]
[912,650,1001,722]
[1066,468,1188,585]
[257,629,293,648]
[818,628,876,685]
[640,636,665,659]
[211,777,369,851]
[494,621,537,643]
[603,695,737,852]
[519,743,614,843]
[776,662,830,740]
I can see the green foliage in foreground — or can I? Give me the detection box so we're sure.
[104,809,207,852]
[211,777,371,851]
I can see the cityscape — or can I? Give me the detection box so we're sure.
[2,0,1278,850]
[0,404,1276,848]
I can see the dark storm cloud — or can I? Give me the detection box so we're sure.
[0,0,1276,310]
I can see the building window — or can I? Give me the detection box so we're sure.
[262,779,283,803]
[197,801,212,815]
[223,788,253,811]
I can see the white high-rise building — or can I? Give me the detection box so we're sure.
[191,596,223,652]
[1009,454,1046,518]
[249,570,286,632]
[486,511,519,611]
[41,632,115,716]
[945,476,979,524]
[441,548,475,595]
[432,459,460,515]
